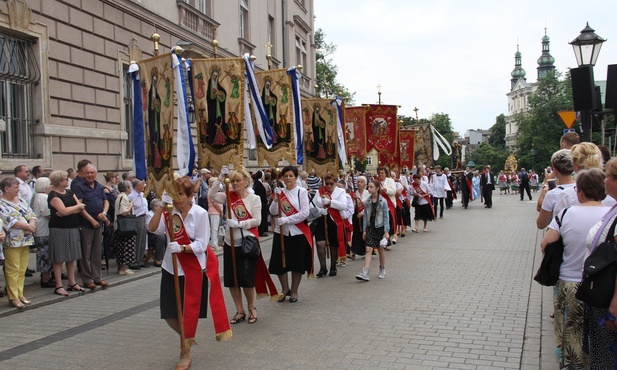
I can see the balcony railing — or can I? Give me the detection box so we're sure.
[177,1,219,41]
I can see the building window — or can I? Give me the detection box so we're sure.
[240,0,249,39]
[122,64,133,159]
[366,156,372,165]
[295,37,301,66]
[268,16,275,54]
[301,40,307,68]
[0,32,39,158]
[248,148,256,160]
[198,0,207,14]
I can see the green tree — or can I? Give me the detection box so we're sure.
[488,114,506,149]
[469,142,509,170]
[315,29,355,104]
[353,158,367,173]
[516,70,573,171]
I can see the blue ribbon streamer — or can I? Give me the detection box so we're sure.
[287,67,303,164]
[244,55,274,147]
[177,57,195,176]
[131,71,146,180]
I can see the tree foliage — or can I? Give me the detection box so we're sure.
[315,29,355,104]
[488,114,506,149]
[469,142,509,170]
[515,70,573,171]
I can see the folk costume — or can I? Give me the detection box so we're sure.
[220,187,278,299]
[268,186,314,276]
[411,181,435,221]
[313,186,348,268]
[352,188,370,256]
[151,203,231,346]
[380,177,397,243]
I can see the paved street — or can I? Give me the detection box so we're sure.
[0,192,557,369]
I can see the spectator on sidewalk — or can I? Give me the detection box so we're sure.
[73,164,109,289]
[145,199,165,267]
[0,177,36,309]
[48,170,87,297]
[536,150,575,229]
[114,181,136,275]
[14,165,32,205]
[32,177,54,288]
[129,179,148,269]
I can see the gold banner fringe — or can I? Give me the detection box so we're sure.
[181,338,198,352]
[307,273,315,280]
[216,330,233,342]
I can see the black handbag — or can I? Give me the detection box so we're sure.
[534,208,569,286]
[115,214,137,237]
[411,197,419,207]
[239,229,260,259]
[575,217,617,308]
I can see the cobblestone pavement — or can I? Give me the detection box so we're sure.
[0,192,557,369]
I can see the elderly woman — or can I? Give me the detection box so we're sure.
[540,168,609,369]
[48,170,87,296]
[269,166,312,303]
[32,177,54,288]
[584,158,617,368]
[114,180,136,275]
[206,177,223,251]
[209,169,276,324]
[103,171,120,264]
[536,149,575,229]
[0,178,37,308]
[148,177,211,370]
[146,199,166,267]
[554,142,606,214]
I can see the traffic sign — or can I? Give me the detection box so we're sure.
[563,128,576,134]
[558,110,577,128]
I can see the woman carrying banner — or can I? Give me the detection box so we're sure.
[312,173,348,277]
[209,168,278,324]
[148,177,224,370]
[268,166,313,303]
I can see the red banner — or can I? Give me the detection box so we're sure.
[366,104,398,156]
[399,129,415,170]
[344,106,367,161]
[378,150,400,173]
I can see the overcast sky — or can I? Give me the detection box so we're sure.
[314,0,617,136]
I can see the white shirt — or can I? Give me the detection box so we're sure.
[430,173,451,198]
[313,186,347,220]
[151,203,209,275]
[129,189,147,216]
[17,178,32,205]
[209,180,261,245]
[549,205,609,282]
[554,187,616,215]
[269,186,310,237]
[32,192,50,237]
[380,177,396,205]
[541,183,575,213]
[410,181,432,205]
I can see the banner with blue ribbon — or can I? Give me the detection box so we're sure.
[244,54,274,149]
[129,64,146,180]
[287,67,303,164]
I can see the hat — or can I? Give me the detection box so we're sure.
[200,168,211,174]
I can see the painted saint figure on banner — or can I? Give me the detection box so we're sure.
[311,104,327,159]
[206,66,227,146]
[148,66,162,169]
[261,77,278,143]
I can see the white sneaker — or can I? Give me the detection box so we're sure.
[378,267,386,279]
[355,268,370,281]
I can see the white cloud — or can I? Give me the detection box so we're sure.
[315,0,617,135]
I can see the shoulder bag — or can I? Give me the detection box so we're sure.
[115,214,137,237]
[575,217,617,308]
[239,228,260,259]
[533,208,569,286]
[306,194,322,223]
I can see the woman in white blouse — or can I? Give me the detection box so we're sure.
[269,166,312,303]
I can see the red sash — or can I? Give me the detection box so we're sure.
[279,190,314,277]
[228,190,279,300]
[163,211,231,345]
[319,188,347,259]
[379,183,397,234]
[465,174,474,201]
[412,182,435,217]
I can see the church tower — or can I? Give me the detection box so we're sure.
[510,44,526,91]
[537,28,556,79]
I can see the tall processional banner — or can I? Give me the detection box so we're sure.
[365,104,398,169]
[254,68,295,166]
[137,53,178,198]
[302,98,339,176]
[344,106,367,162]
[399,129,416,171]
[414,124,433,168]
[192,58,245,170]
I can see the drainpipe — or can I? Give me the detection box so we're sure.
[281,0,287,67]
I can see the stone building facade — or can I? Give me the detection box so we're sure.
[0,0,316,178]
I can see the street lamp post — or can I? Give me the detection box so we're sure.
[569,23,606,142]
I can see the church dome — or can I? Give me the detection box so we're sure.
[511,66,526,78]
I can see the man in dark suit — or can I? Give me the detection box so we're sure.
[480,165,495,208]
[519,168,532,201]
[460,166,474,209]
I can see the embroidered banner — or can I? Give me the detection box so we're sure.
[192,58,245,170]
[255,68,295,166]
[302,98,339,176]
[379,148,400,173]
[137,53,178,199]
[414,124,433,168]
[399,129,415,171]
[344,106,367,162]
[366,104,398,156]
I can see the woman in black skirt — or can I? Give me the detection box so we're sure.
[148,177,210,370]
[268,166,312,303]
[410,174,435,232]
[351,176,369,257]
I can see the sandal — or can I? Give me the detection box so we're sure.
[54,287,69,296]
[230,312,246,324]
[248,308,257,324]
[67,283,86,292]
[411,228,418,233]
[277,290,291,303]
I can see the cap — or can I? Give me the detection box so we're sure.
[200,168,211,174]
